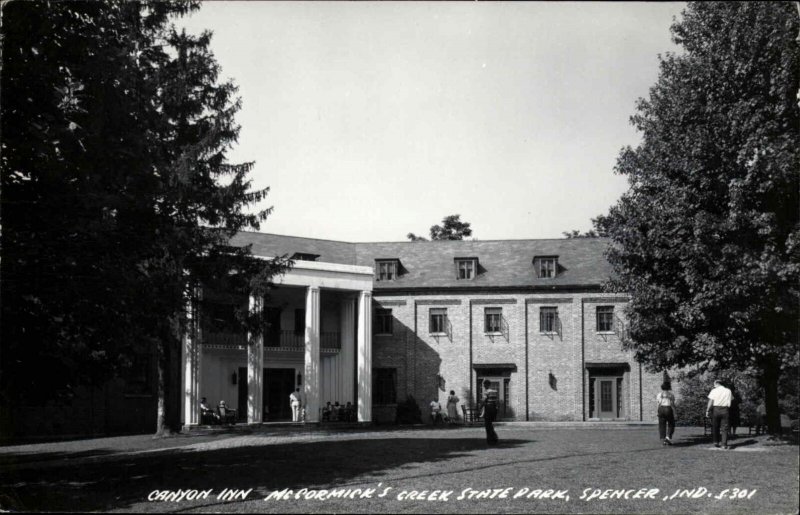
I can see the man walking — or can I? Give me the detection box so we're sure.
[480,379,499,445]
[706,379,732,449]
[289,388,302,422]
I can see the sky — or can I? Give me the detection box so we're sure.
[180,1,686,242]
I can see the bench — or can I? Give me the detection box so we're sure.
[703,416,767,436]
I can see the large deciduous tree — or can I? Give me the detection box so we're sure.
[407,214,473,241]
[596,2,799,434]
[1,1,286,437]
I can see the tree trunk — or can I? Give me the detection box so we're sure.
[155,337,172,437]
[155,318,183,437]
[762,358,781,436]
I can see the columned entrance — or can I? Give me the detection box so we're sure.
[183,259,373,426]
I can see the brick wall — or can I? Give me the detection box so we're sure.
[372,291,659,423]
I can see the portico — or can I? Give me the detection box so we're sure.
[182,258,374,427]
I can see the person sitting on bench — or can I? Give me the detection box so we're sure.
[200,397,219,424]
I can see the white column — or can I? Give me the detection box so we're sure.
[304,287,321,422]
[247,294,264,424]
[183,289,202,426]
[340,296,356,405]
[357,290,372,422]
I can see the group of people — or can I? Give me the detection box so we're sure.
[656,378,746,450]
[289,388,356,423]
[322,400,355,422]
[430,383,500,444]
[430,390,462,425]
[199,397,237,425]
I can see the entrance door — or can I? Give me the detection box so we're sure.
[477,376,508,419]
[264,368,295,421]
[596,378,617,419]
[237,367,247,421]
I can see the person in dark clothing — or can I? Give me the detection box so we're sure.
[729,386,741,437]
[480,379,499,445]
[656,381,677,445]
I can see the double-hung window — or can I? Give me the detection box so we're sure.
[539,257,556,278]
[455,258,477,280]
[596,306,614,332]
[376,308,393,335]
[429,308,448,334]
[375,260,398,281]
[539,307,558,333]
[373,368,397,404]
[484,307,502,334]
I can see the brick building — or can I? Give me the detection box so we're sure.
[185,231,663,426]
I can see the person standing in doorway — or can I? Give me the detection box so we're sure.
[480,379,499,445]
[656,381,677,445]
[706,379,732,449]
[289,388,302,422]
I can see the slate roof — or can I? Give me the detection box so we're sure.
[230,231,614,291]
[230,231,356,265]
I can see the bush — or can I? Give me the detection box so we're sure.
[395,395,422,424]
[676,370,760,427]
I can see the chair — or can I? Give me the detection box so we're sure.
[462,405,482,425]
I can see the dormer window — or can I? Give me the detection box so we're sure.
[533,256,558,278]
[291,252,320,262]
[375,259,399,281]
[455,257,478,280]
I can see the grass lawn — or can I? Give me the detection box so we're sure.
[0,425,796,513]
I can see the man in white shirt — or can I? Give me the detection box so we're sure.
[289,388,302,422]
[706,379,733,449]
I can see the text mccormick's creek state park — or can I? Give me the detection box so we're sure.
[146,485,758,504]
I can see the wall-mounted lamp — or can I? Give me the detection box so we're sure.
[231,371,238,385]
[297,373,302,386]
[436,374,445,391]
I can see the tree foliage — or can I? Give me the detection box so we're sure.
[407,214,473,241]
[563,229,600,239]
[596,2,799,434]
[1,1,287,435]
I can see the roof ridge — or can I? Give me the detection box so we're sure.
[237,230,609,244]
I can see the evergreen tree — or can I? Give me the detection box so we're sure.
[596,2,799,434]
[1,1,287,436]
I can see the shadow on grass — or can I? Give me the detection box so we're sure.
[0,437,526,512]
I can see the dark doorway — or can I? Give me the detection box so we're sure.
[237,367,247,421]
[264,307,281,348]
[264,368,295,421]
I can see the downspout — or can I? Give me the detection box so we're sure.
[581,299,586,421]
[639,363,643,421]
[469,300,473,407]
[413,301,417,400]
[525,299,529,421]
